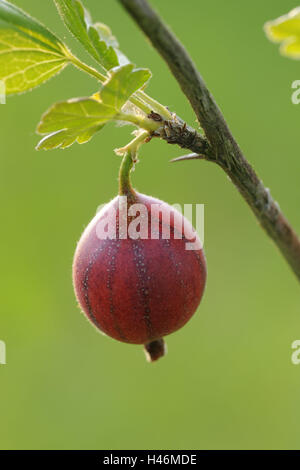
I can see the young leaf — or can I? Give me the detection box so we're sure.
[101,64,151,111]
[0,0,69,94]
[264,7,300,59]
[36,97,117,150]
[36,126,105,150]
[54,0,121,70]
[93,22,129,67]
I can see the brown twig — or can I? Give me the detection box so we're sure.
[119,0,300,282]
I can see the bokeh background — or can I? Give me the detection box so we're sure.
[0,0,300,450]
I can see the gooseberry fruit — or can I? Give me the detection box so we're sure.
[73,152,206,361]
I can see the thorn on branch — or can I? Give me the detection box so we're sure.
[170,153,206,163]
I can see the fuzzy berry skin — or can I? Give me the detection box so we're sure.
[73,192,207,349]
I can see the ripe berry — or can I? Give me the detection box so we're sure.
[73,153,206,361]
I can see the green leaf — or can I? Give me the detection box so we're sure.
[101,64,152,111]
[36,97,117,150]
[36,64,152,150]
[0,0,69,94]
[54,0,122,70]
[93,22,129,66]
[264,7,300,59]
[281,38,300,58]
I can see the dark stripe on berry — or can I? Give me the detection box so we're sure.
[82,247,105,332]
[104,240,127,342]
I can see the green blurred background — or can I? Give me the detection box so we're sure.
[0,0,300,450]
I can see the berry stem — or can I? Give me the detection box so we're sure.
[117,130,150,197]
[119,151,135,197]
